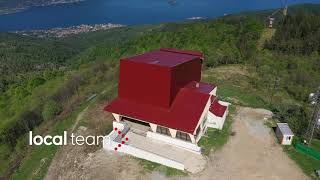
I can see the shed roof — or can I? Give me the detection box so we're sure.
[122,48,202,67]
[209,96,228,117]
[277,123,294,136]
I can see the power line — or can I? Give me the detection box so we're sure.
[305,88,320,146]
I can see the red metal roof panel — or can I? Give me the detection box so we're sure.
[104,87,210,134]
[209,99,227,118]
[184,81,216,94]
[160,48,203,57]
[123,48,202,67]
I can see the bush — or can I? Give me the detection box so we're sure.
[42,100,63,121]
[0,110,43,148]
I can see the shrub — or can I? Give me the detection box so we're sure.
[42,100,63,121]
[0,110,43,148]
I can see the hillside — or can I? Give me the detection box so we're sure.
[0,4,320,179]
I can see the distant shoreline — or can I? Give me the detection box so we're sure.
[0,0,86,15]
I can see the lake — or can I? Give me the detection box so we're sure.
[0,0,319,31]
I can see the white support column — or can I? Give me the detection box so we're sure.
[189,134,196,144]
[112,113,120,122]
[149,123,157,132]
[210,87,217,96]
[169,128,177,138]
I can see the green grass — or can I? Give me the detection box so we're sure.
[199,105,236,156]
[12,102,91,180]
[284,145,320,179]
[137,158,188,177]
[218,85,267,108]
[311,139,320,152]
[0,144,11,175]
[257,28,275,51]
[12,144,58,180]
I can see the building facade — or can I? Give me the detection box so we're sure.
[276,123,294,145]
[104,48,229,153]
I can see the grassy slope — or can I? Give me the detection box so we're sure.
[9,60,119,179]
[12,102,90,180]
[1,18,261,178]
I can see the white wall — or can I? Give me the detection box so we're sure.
[193,98,211,141]
[206,100,229,130]
[113,121,125,131]
[275,127,294,145]
[112,113,120,122]
[207,111,226,130]
[282,135,293,145]
[147,131,202,154]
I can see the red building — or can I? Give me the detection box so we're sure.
[104,48,229,149]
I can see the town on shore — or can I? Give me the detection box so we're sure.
[15,23,125,38]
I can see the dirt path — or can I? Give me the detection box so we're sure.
[71,106,89,132]
[45,103,145,180]
[181,107,308,180]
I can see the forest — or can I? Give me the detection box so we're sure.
[0,4,320,179]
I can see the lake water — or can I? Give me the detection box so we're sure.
[0,0,319,31]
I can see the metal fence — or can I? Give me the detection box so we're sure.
[295,142,320,160]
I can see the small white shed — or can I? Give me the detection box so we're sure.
[275,123,294,145]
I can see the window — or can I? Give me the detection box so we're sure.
[176,131,191,142]
[122,116,150,127]
[286,136,292,141]
[156,126,171,136]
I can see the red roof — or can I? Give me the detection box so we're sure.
[118,48,202,109]
[209,97,227,117]
[104,48,215,134]
[184,81,216,94]
[160,48,203,57]
[123,48,202,67]
[104,87,210,134]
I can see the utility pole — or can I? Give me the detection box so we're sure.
[304,87,320,146]
[283,5,288,16]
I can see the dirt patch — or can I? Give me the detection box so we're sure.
[203,65,249,81]
[181,107,308,180]
[45,135,144,180]
[45,103,145,180]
